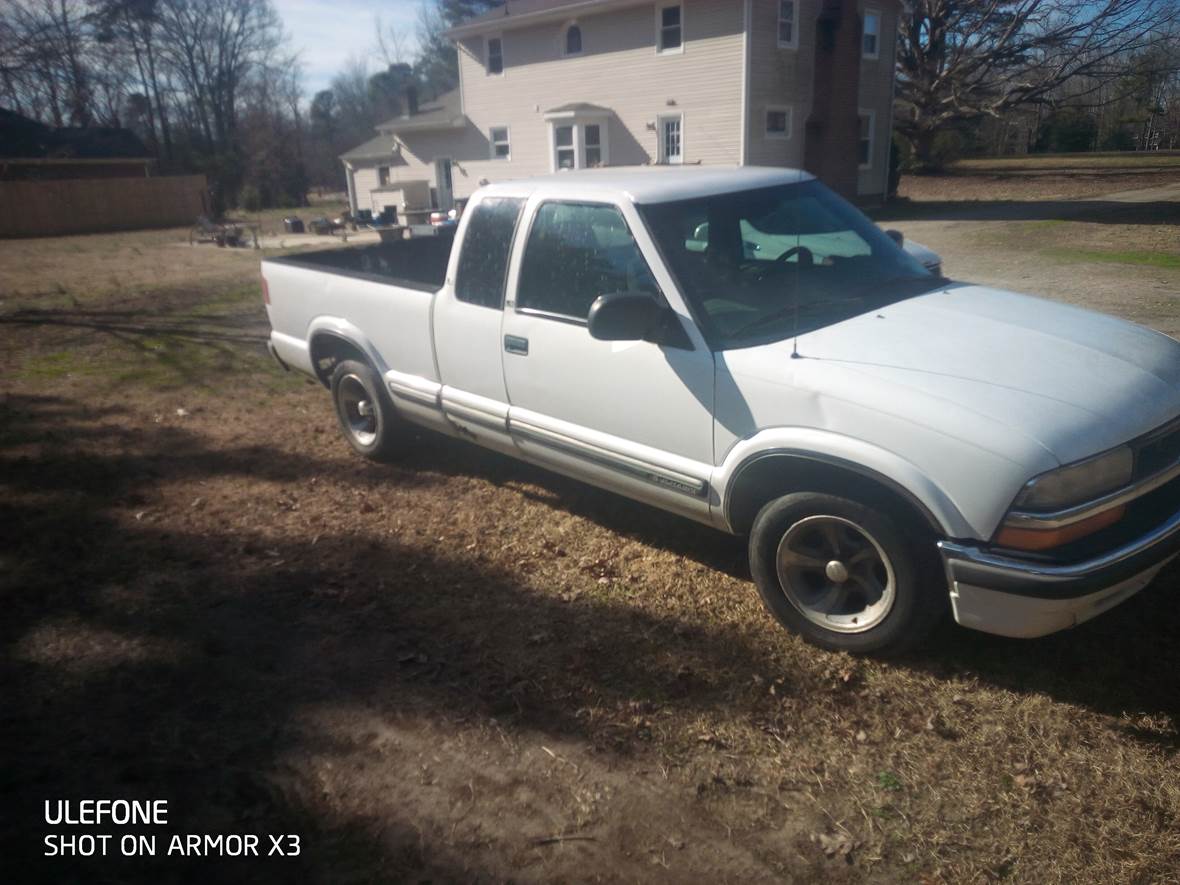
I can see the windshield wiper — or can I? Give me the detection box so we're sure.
[850,273,942,299]
[728,298,867,341]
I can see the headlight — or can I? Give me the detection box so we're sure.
[1014,446,1133,511]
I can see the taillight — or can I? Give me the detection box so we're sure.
[261,276,270,305]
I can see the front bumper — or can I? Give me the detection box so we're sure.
[938,507,1180,638]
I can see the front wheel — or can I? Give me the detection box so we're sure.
[329,359,404,461]
[748,493,942,655]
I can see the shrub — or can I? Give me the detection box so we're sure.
[239,184,262,213]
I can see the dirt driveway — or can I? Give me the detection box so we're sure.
[2,171,1179,883]
[877,176,1180,337]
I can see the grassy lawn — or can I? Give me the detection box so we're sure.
[3,200,1179,882]
[957,151,1180,172]
[881,157,1180,337]
[1044,246,1180,270]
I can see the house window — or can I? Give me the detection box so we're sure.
[554,125,576,169]
[564,23,582,55]
[858,110,875,169]
[657,5,682,52]
[765,106,791,139]
[490,126,510,159]
[378,166,390,186]
[486,36,503,74]
[659,114,683,164]
[584,124,603,167]
[778,0,797,49]
[863,10,880,59]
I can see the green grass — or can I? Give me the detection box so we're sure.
[1044,247,1180,269]
[186,283,264,316]
[15,350,92,380]
[11,280,301,394]
[957,152,1180,172]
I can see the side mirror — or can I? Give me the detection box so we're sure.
[884,228,904,247]
[588,292,663,341]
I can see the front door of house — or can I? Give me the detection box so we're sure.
[435,158,454,211]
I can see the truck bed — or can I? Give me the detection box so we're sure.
[265,231,455,292]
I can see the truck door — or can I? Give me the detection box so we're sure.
[431,195,524,455]
[499,198,716,522]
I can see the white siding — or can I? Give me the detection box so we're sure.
[348,0,898,206]
[747,0,897,198]
[351,166,381,212]
[450,0,745,199]
[746,0,816,170]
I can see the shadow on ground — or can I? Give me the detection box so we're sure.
[3,392,1177,881]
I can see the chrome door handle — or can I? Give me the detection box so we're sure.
[504,335,529,356]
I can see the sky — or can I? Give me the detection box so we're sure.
[273,0,424,96]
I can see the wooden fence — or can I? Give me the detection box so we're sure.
[0,174,208,238]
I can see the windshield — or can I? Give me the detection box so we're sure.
[639,180,941,350]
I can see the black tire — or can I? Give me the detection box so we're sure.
[329,359,404,461]
[748,492,944,655]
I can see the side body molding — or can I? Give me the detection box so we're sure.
[713,428,976,539]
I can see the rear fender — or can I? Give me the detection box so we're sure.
[307,317,389,378]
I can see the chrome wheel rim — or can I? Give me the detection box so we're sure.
[338,374,377,447]
[775,515,896,634]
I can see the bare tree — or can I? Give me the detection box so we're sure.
[156,0,282,151]
[897,0,1180,165]
[374,14,408,66]
[93,0,175,160]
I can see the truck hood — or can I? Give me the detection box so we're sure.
[725,284,1180,466]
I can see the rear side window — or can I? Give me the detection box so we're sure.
[454,197,524,308]
[516,202,658,320]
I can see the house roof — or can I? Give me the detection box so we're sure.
[544,102,612,115]
[445,0,645,38]
[375,89,464,134]
[0,107,150,160]
[339,132,395,162]
[340,90,464,162]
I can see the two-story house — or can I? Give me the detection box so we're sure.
[341,0,898,220]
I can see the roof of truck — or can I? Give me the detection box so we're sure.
[477,165,814,205]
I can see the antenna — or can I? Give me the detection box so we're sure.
[790,287,800,358]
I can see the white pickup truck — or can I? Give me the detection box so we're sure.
[263,167,1180,654]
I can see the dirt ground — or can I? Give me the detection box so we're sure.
[2,164,1179,884]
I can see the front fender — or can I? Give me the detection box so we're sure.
[714,428,981,539]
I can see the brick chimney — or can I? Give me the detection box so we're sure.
[404,83,419,117]
[803,0,863,200]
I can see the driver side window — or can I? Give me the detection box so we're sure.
[517,202,659,321]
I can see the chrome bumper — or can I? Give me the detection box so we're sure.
[937,508,1180,637]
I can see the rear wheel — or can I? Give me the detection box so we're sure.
[329,359,404,461]
[749,492,941,655]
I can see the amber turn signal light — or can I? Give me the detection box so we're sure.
[994,505,1125,552]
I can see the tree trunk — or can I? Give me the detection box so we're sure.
[142,22,173,163]
[912,128,937,170]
